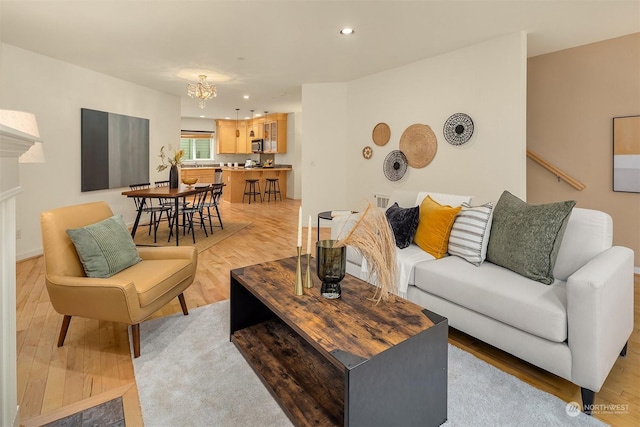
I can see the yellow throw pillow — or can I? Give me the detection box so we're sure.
[414,196,462,259]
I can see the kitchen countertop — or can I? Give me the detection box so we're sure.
[182,165,292,170]
[220,165,292,171]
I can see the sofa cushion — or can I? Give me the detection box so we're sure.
[385,202,420,249]
[553,208,613,281]
[486,191,575,285]
[414,196,461,259]
[413,256,568,342]
[66,215,141,278]
[415,191,472,207]
[448,202,494,266]
[112,258,194,308]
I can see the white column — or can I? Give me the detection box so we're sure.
[1,117,39,427]
[0,188,19,427]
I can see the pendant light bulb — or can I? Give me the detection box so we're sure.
[249,110,255,138]
[235,108,240,138]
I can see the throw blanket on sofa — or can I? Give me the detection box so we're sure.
[360,244,435,297]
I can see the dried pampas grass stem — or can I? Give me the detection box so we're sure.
[336,202,397,303]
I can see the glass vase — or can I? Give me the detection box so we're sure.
[169,165,179,188]
[316,240,346,299]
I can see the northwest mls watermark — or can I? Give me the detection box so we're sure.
[565,401,630,417]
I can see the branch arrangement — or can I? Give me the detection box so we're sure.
[336,202,398,303]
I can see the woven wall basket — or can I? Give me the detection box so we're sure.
[399,124,437,168]
[372,123,391,146]
[383,150,408,181]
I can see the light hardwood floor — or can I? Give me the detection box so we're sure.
[16,198,639,426]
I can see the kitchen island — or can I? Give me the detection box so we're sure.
[220,166,291,203]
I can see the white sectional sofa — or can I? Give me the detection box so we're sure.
[331,190,634,412]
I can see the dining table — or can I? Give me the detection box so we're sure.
[122,184,209,246]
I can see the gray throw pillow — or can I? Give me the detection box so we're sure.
[385,202,420,249]
[67,215,141,278]
[486,191,576,285]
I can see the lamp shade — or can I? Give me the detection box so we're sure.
[0,110,41,141]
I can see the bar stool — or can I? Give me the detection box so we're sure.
[264,178,282,202]
[243,179,263,204]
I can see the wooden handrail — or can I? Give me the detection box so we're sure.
[526,150,586,191]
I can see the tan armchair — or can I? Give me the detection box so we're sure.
[40,201,197,358]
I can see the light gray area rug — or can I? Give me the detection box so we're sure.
[132,301,607,427]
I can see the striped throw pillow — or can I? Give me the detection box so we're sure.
[448,202,494,266]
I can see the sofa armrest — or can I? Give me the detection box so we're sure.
[45,275,142,324]
[566,246,634,392]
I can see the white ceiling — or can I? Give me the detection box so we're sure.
[2,1,639,120]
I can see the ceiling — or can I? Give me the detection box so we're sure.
[2,1,639,120]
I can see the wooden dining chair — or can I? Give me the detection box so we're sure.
[202,183,224,233]
[129,182,172,243]
[168,186,210,244]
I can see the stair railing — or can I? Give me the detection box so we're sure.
[526,150,586,191]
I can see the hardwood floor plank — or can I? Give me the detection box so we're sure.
[15,198,639,426]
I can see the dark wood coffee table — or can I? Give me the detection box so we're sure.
[230,256,448,427]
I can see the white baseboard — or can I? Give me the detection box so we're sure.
[17,248,43,262]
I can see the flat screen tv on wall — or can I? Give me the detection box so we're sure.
[81,108,149,192]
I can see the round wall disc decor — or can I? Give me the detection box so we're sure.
[362,146,373,159]
[399,124,437,168]
[383,150,408,181]
[443,113,474,145]
[372,123,391,146]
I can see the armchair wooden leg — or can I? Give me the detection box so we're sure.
[178,293,189,316]
[132,324,141,358]
[57,315,72,347]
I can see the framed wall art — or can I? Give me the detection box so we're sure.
[613,115,640,193]
[81,108,149,192]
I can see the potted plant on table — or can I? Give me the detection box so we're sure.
[157,145,184,188]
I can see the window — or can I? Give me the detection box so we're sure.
[180,131,214,160]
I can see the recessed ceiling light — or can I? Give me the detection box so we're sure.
[225,117,231,119]
[255,113,262,117]
[243,95,249,99]
[340,28,354,35]
[199,115,205,118]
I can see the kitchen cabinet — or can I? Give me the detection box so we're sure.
[216,114,287,154]
[181,167,221,184]
[216,119,249,154]
[262,113,287,154]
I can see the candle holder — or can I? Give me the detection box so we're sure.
[294,246,304,295]
[304,253,313,288]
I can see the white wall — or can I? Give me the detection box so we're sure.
[0,44,182,260]
[301,83,349,219]
[302,32,527,215]
[276,112,301,199]
[181,117,215,132]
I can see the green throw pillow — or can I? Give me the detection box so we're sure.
[486,191,576,285]
[67,215,141,278]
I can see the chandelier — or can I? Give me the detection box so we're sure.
[187,75,217,109]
